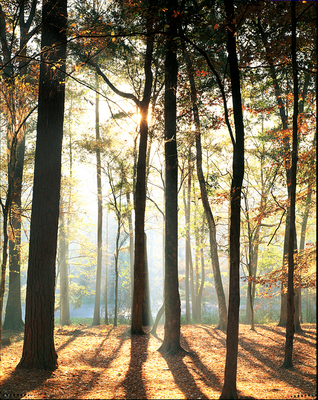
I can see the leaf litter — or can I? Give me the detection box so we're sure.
[0,323,316,399]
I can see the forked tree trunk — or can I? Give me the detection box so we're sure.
[16,0,67,370]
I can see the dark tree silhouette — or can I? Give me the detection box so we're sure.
[16,0,67,370]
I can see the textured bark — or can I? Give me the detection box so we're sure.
[3,135,25,331]
[282,2,298,369]
[158,0,183,355]
[16,0,67,370]
[220,0,244,398]
[130,12,154,334]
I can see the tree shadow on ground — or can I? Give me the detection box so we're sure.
[260,324,316,348]
[0,369,54,399]
[121,334,150,399]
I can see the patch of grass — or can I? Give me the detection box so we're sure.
[54,317,93,326]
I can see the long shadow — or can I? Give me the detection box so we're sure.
[85,327,129,369]
[238,335,317,395]
[180,333,223,394]
[0,369,54,400]
[261,325,316,348]
[121,334,150,399]
[56,328,85,353]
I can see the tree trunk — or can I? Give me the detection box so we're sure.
[158,0,183,355]
[183,164,191,323]
[3,134,25,331]
[142,233,153,326]
[182,43,227,330]
[220,0,245,397]
[114,215,121,327]
[282,3,298,369]
[126,192,134,313]
[131,16,154,335]
[150,303,164,335]
[16,0,67,370]
[59,204,71,326]
[93,75,103,326]
[105,212,109,324]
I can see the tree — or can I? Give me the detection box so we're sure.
[282,1,298,369]
[182,41,227,330]
[158,0,184,356]
[220,0,245,397]
[1,0,38,332]
[92,75,103,326]
[16,0,67,370]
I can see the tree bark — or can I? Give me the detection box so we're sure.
[158,0,183,355]
[16,0,67,370]
[282,2,298,369]
[130,11,154,334]
[220,0,245,397]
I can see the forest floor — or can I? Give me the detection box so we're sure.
[0,323,316,399]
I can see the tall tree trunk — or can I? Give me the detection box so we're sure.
[282,2,298,368]
[126,192,134,314]
[142,233,153,326]
[114,215,121,327]
[183,162,191,323]
[257,19,291,328]
[220,0,245,398]
[158,0,183,355]
[93,75,103,326]
[16,0,67,370]
[182,43,227,330]
[131,10,154,334]
[3,134,25,331]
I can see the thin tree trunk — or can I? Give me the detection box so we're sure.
[182,42,227,330]
[93,75,103,326]
[59,203,71,326]
[105,212,109,325]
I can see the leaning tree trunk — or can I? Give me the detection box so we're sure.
[16,0,67,370]
[182,44,227,330]
[220,0,245,398]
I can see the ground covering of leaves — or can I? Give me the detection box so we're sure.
[0,323,316,399]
